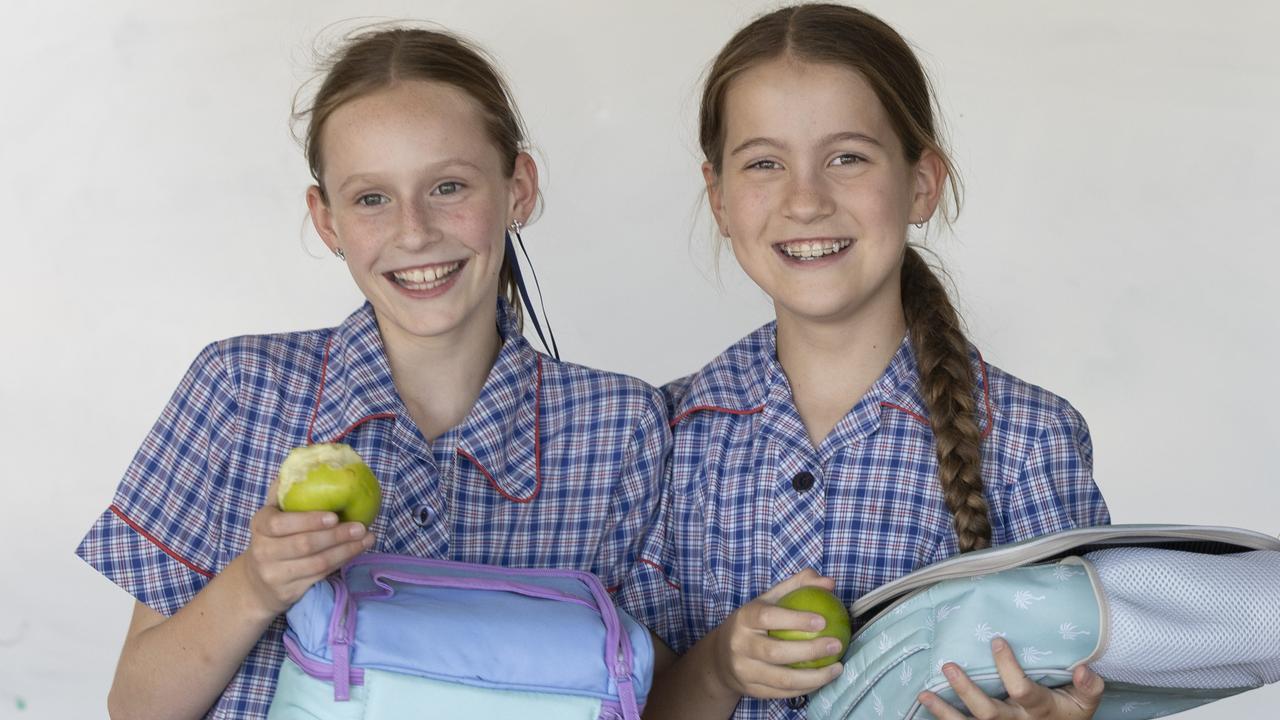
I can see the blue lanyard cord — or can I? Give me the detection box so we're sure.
[504,229,560,361]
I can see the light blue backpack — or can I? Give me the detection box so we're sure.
[267,553,653,720]
[809,525,1280,720]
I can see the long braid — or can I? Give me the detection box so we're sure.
[901,246,991,552]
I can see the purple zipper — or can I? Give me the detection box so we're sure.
[282,632,366,686]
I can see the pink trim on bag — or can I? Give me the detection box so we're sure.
[282,633,366,686]
[362,570,598,613]
[337,553,641,717]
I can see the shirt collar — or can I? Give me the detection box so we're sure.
[671,321,775,422]
[673,323,990,443]
[308,298,543,503]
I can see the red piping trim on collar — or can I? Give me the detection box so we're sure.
[878,349,995,439]
[670,404,764,428]
[304,335,333,445]
[638,558,681,590]
[109,504,215,579]
[306,333,395,445]
[457,355,544,504]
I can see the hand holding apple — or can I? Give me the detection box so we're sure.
[767,586,852,668]
[276,443,381,527]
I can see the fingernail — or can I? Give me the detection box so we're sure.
[362,533,376,548]
[992,636,1008,651]
[942,663,959,680]
[829,662,843,678]
[825,640,842,655]
[322,513,338,527]
[349,523,366,538]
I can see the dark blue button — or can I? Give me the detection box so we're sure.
[415,505,435,526]
[791,471,815,492]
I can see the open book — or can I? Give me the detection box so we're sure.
[852,524,1280,622]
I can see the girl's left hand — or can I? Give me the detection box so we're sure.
[918,637,1104,719]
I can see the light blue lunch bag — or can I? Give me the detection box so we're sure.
[809,524,1280,720]
[267,553,653,720]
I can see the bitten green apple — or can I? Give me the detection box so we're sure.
[277,443,381,527]
[767,586,852,669]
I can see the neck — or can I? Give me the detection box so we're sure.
[774,293,907,448]
[377,305,503,443]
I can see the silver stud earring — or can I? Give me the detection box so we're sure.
[333,247,346,261]
[913,219,925,230]
[509,219,523,235]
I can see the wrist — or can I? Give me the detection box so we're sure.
[223,554,287,624]
[700,624,745,701]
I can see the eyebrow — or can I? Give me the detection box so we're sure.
[335,159,485,194]
[729,131,884,157]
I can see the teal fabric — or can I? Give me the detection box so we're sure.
[268,657,605,720]
[811,559,1104,719]
[810,556,1258,719]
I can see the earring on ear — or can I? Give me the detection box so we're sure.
[509,219,523,234]
[913,219,925,230]
[333,248,346,261]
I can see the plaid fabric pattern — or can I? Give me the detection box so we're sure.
[617,323,1110,720]
[76,298,668,719]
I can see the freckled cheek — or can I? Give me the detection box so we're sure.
[724,186,775,238]
[441,206,506,265]
[336,214,393,252]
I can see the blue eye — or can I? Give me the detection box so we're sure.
[434,181,463,196]
[356,193,389,207]
[831,153,866,167]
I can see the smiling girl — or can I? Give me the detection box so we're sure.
[76,27,668,719]
[619,5,1110,719]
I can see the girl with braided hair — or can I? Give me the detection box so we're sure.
[617,4,1109,719]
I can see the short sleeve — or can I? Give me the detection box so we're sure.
[76,342,238,617]
[592,387,671,593]
[1000,400,1111,544]
[615,459,687,654]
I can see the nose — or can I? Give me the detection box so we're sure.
[396,196,441,251]
[783,170,836,224]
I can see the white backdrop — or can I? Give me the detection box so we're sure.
[2,1,1278,717]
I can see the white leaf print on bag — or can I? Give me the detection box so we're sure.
[1021,646,1053,665]
[936,603,962,620]
[1058,622,1090,640]
[1053,565,1083,582]
[1121,701,1152,713]
[974,623,1006,642]
[1013,591,1046,610]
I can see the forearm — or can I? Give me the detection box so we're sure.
[644,626,742,720]
[107,556,278,720]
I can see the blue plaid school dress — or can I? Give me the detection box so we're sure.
[77,298,669,719]
[618,324,1109,720]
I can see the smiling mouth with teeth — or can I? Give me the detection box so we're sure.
[388,260,465,290]
[776,238,854,261]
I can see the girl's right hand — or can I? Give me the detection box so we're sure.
[709,568,846,699]
[240,497,375,619]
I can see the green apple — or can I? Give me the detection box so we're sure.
[277,443,381,527]
[767,586,852,669]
